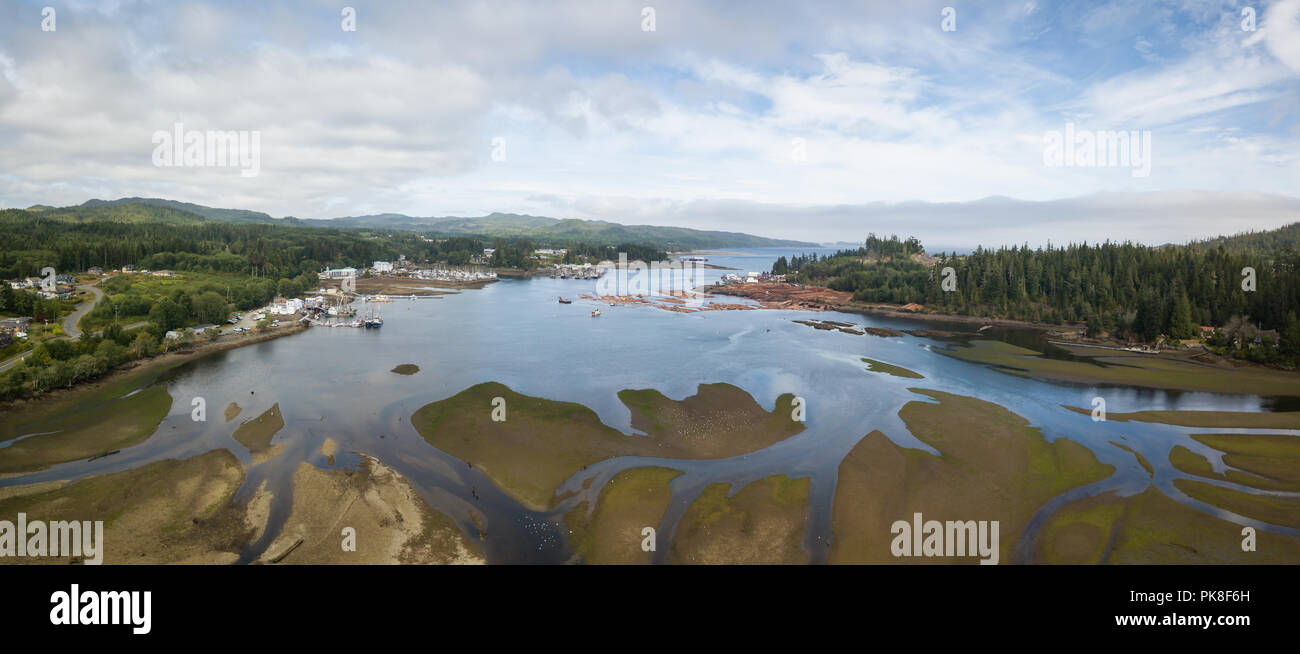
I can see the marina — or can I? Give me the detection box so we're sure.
[546,263,604,279]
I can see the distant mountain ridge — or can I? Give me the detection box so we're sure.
[57,197,816,249]
[80,197,278,224]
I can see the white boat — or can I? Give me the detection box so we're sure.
[591,309,602,317]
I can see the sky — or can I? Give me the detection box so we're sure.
[0,0,1298,249]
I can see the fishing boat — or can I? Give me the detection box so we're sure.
[590,309,601,317]
[558,296,572,304]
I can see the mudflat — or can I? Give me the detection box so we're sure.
[949,340,1300,396]
[830,389,1114,564]
[411,381,805,511]
[0,449,255,564]
[259,456,483,565]
[0,384,172,474]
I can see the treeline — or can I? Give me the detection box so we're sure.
[0,209,409,280]
[0,286,67,323]
[0,206,674,279]
[772,234,924,275]
[774,230,1300,349]
[0,322,181,399]
[562,242,667,264]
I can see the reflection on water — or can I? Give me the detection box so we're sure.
[2,248,1297,563]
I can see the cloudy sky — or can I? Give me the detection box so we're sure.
[1,0,1298,249]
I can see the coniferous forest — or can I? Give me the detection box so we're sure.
[0,204,667,281]
[771,228,1300,360]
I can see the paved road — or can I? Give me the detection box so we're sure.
[0,280,107,373]
[0,348,30,373]
[62,283,104,339]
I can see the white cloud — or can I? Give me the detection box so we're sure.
[0,0,1295,246]
[1266,0,1300,75]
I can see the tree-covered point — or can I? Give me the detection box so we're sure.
[773,226,1300,351]
[0,321,175,399]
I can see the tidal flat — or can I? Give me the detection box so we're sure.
[1036,487,1300,564]
[2,253,1297,564]
[0,446,482,564]
[829,390,1114,564]
[564,467,681,564]
[4,371,1299,564]
[411,381,804,511]
[670,475,810,564]
[0,449,253,564]
[260,456,483,565]
[944,340,1300,396]
[231,403,285,465]
[0,384,172,474]
[861,357,923,379]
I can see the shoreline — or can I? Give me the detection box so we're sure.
[710,282,1300,378]
[708,282,1084,332]
[0,323,308,413]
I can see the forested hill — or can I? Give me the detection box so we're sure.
[1185,222,1300,258]
[80,197,278,224]
[47,197,814,249]
[321,212,816,249]
[772,229,1300,344]
[1,205,413,280]
[0,203,670,279]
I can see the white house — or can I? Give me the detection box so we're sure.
[319,267,358,280]
[373,261,393,273]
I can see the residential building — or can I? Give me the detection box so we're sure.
[319,267,358,279]
[0,317,32,334]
